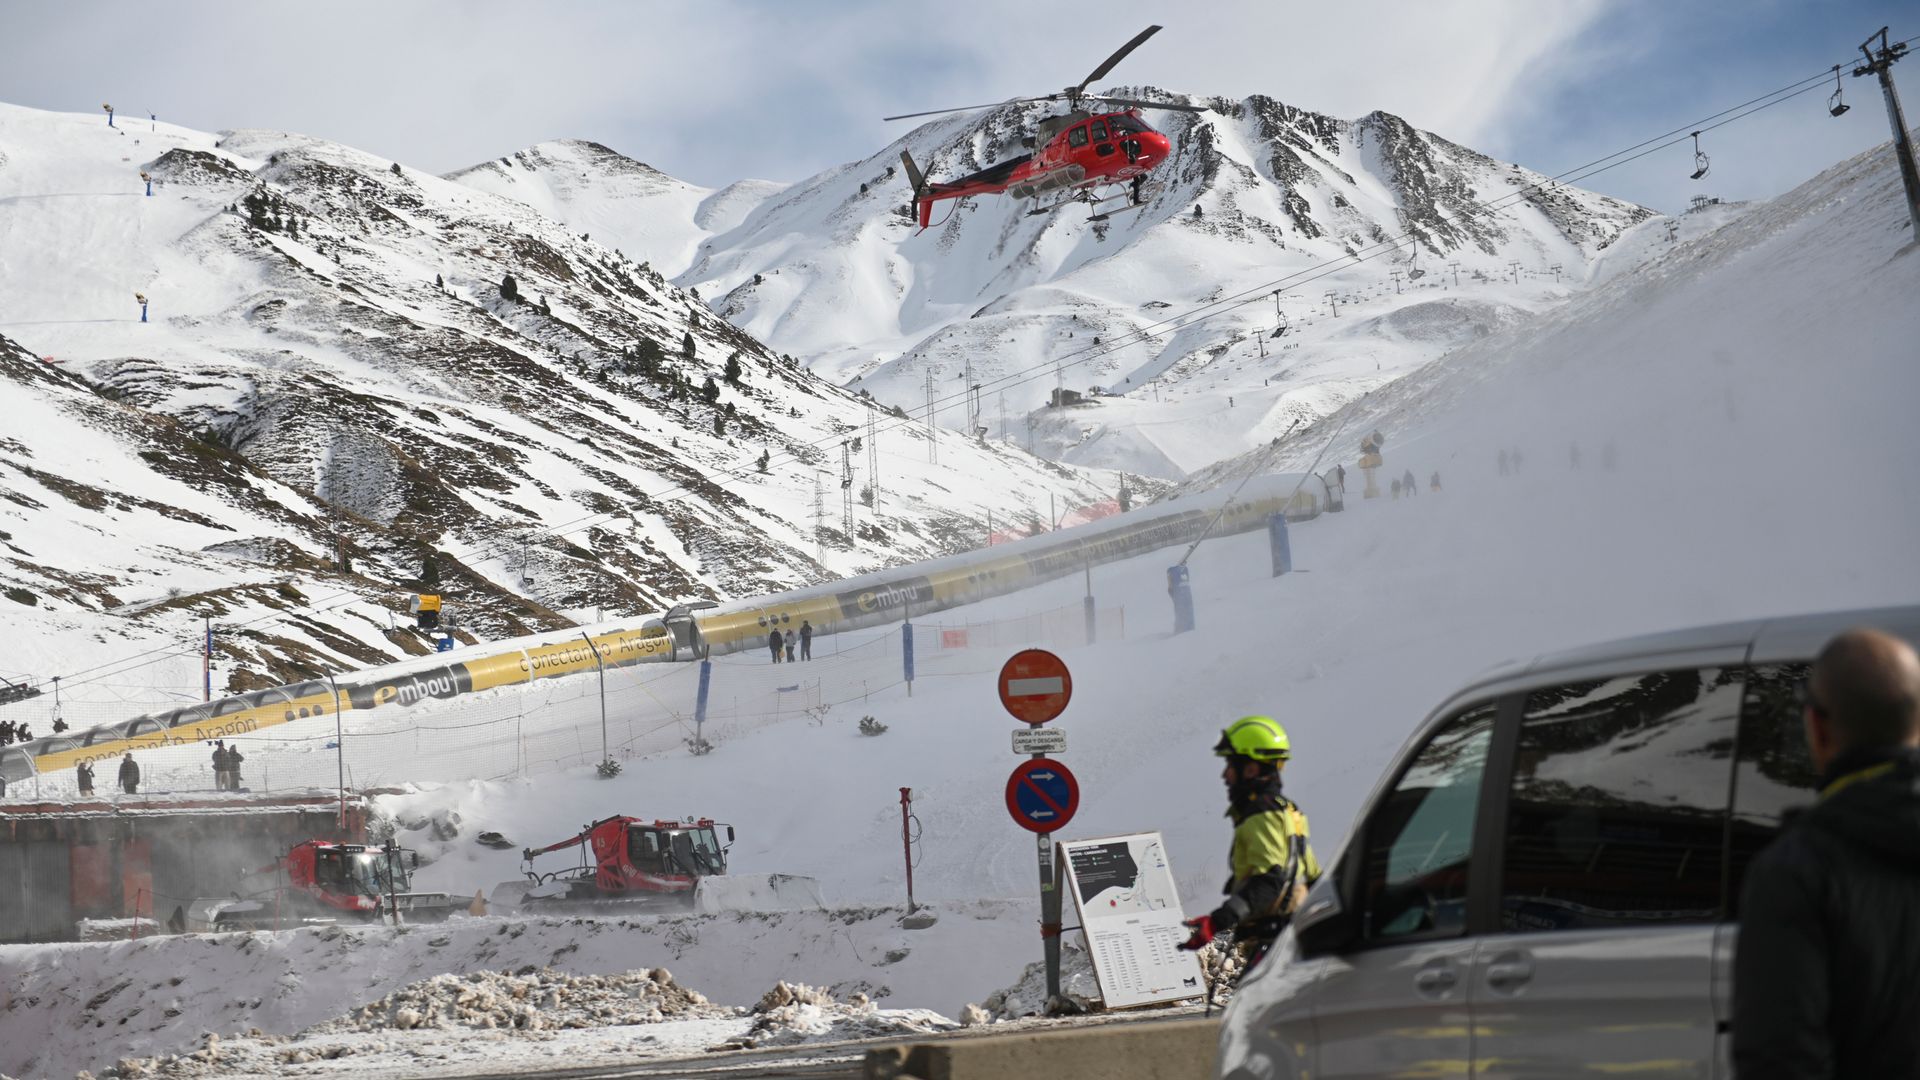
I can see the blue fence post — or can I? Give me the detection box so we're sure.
[1167,564,1195,634]
[693,659,712,747]
[902,622,915,696]
[1268,512,1293,577]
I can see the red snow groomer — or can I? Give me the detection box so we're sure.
[491,815,823,914]
[183,839,459,932]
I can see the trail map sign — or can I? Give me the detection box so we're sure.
[1005,758,1079,833]
[1058,832,1205,1009]
[998,649,1072,725]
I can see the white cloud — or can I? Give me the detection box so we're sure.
[0,0,1612,186]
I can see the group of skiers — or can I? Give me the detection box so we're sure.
[0,717,71,746]
[210,739,245,790]
[73,753,141,795]
[768,620,814,663]
[1389,468,1441,499]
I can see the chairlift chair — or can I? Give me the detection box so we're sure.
[1688,131,1710,181]
[1828,65,1850,116]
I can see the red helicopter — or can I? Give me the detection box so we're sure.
[886,25,1205,229]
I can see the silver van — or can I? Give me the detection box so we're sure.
[1215,604,1920,1079]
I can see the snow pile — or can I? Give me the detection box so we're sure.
[0,904,1029,1079]
[81,975,956,1080]
[976,942,1102,1019]
[316,966,717,1033]
[743,980,955,1048]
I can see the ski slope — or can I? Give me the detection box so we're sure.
[385,131,1919,935]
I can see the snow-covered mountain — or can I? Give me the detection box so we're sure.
[645,90,1655,477]
[0,103,1122,702]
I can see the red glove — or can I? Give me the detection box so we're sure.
[1179,915,1215,951]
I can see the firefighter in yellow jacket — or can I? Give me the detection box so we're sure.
[1178,715,1320,970]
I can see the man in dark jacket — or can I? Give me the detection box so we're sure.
[1733,627,1920,1079]
[118,752,140,795]
[768,627,783,664]
[799,620,813,661]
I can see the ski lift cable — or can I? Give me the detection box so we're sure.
[41,49,1905,691]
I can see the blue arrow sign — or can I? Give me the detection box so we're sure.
[1006,758,1080,833]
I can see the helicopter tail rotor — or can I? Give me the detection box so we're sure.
[899,150,934,229]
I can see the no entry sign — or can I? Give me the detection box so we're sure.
[1006,758,1080,833]
[998,649,1073,725]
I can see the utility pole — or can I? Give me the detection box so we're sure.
[840,440,856,546]
[998,391,1008,442]
[922,367,939,464]
[1256,331,1266,358]
[866,403,881,516]
[1666,220,1680,243]
[811,471,826,562]
[1448,261,1461,288]
[1508,261,1521,284]
[1853,27,1920,238]
[1271,289,1284,322]
[1389,271,1403,295]
[1324,290,1339,317]
[1549,264,1563,283]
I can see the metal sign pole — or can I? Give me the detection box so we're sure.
[580,633,608,766]
[1039,821,1061,1004]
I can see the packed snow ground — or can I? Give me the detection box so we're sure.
[3,132,1915,1080]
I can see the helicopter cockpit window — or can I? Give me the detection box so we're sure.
[1089,120,1110,143]
[1110,114,1148,134]
[1068,125,1090,148]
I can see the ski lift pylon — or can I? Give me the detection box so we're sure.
[1827,65,1851,117]
[1688,131,1710,181]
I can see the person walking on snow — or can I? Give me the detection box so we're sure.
[226,743,244,790]
[768,627,784,664]
[785,637,796,663]
[1402,469,1417,496]
[212,740,228,790]
[76,760,95,796]
[118,752,140,795]
[1178,716,1321,977]
[799,620,813,661]
[1429,471,1443,493]
[1733,628,1920,1079]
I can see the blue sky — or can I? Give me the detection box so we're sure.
[0,0,1910,213]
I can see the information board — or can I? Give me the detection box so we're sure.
[1057,831,1205,1009]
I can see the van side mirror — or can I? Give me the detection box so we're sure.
[411,852,419,869]
[1293,875,1356,958]
[726,825,735,843]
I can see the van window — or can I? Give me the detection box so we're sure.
[1727,662,1816,914]
[1358,702,1497,942]
[1500,668,1743,932]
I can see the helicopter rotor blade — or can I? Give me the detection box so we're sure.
[1074,25,1164,98]
[883,95,1061,122]
[1089,96,1208,114]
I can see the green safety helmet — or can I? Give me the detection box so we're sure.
[1213,715,1291,763]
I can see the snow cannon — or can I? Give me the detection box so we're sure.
[491,815,825,916]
